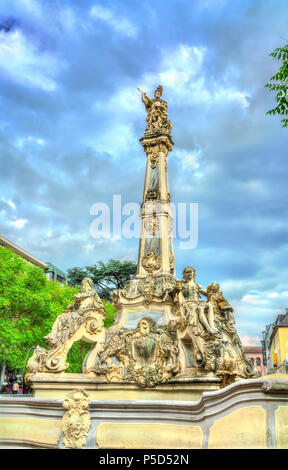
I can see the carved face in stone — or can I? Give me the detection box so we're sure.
[183,267,196,282]
[68,414,84,439]
[138,317,155,335]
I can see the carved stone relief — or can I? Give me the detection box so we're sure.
[92,317,181,388]
[145,190,160,201]
[142,250,161,273]
[144,214,159,236]
[62,389,91,449]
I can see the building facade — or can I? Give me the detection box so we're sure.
[0,235,71,285]
[243,346,266,376]
[262,310,288,375]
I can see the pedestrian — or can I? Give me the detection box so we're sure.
[12,381,19,395]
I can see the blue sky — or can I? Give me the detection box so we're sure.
[1,0,288,345]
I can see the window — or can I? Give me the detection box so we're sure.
[256,357,261,366]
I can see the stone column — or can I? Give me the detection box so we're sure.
[137,134,175,277]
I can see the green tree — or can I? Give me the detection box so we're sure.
[0,246,78,380]
[265,43,288,127]
[0,247,117,378]
[67,259,137,300]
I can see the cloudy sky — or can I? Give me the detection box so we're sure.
[1,0,288,345]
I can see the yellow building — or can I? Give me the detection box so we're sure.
[263,311,288,375]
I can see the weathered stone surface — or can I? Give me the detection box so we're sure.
[96,423,203,449]
[1,378,287,449]
[208,406,268,449]
[275,406,288,449]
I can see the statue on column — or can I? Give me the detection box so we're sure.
[137,85,172,136]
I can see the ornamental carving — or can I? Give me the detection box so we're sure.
[144,214,159,236]
[92,317,180,387]
[148,149,159,169]
[62,389,91,449]
[145,190,160,201]
[110,274,178,309]
[26,278,106,376]
[142,250,161,273]
[146,143,169,169]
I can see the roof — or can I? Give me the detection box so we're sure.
[244,346,262,354]
[45,262,67,279]
[0,235,48,270]
[276,313,288,326]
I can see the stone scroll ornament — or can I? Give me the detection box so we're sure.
[62,389,91,449]
[26,278,106,379]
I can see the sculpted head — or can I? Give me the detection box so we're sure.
[183,267,196,282]
[137,317,155,334]
[154,85,163,99]
[207,281,220,295]
[80,277,94,292]
[211,281,220,291]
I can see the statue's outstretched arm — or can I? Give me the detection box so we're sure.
[137,88,152,111]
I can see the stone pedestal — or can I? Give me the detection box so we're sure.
[28,373,221,401]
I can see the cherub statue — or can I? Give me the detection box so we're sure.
[206,281,244,352]
[206,281,235,332]
[181,267,219,338]
[138,85,172,136]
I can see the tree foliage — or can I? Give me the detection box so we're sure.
[0,247,117,376]
[0,246,78,375]
[67,258,137,300]
[265,43,288,127]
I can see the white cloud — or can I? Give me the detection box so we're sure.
[0,30,62,91]
[90,5,137,37]
[137,44,250,110]
[214,88,249,109]
[16,136,46,148]
[8,201,16,209]
[240,335,262,346]
[9,219,28,229]
[241,294,268,305]
[1,198,16,210]
[267,292,279,298]
[174,148,203,176]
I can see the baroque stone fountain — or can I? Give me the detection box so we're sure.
[26,86,257,401]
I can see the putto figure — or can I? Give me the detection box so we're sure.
[182,266,219,338]
[138,85,172,136]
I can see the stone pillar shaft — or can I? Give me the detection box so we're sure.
[137,135,175,277]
